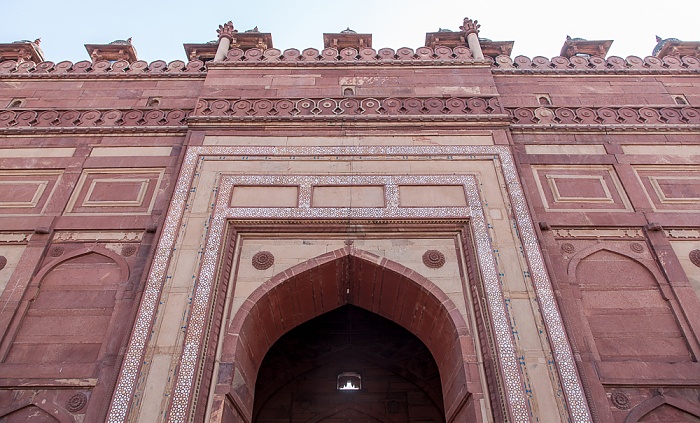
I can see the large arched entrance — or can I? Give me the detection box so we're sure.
[254,305,444,422]
[209,247,485,422]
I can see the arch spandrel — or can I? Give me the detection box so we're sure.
[214,246,480,423]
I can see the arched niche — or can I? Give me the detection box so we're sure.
[624,394,700,422]
[570,247,691,362]
[212,247,482,423]
[0,401,75,423]
[5,248,128,370]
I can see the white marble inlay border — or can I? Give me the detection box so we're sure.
[106,145,592,423]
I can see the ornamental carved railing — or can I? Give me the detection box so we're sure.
[0,59,207,77]
[221,46,475,64]
[192,97,503,118]
[491,54,700,73]
[507,106,700,126]
[2,53,700,76]
[0,108,189,129]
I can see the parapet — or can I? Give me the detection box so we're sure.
[2,18,700,74]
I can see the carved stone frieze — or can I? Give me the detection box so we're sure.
[508,106,700,128]
[0,232,31,243]
[0,108,189,132]
[192,96,502,119]
[553,227,644,239]
[665,228,700,239]
[53,231,144,243]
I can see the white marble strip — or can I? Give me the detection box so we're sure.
[108,145,592,423]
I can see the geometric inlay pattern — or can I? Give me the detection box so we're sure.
[106,145,593,423]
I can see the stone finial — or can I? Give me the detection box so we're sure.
[217,21,237,41]
[459,17,480,36]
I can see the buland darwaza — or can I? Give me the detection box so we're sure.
[0,16,699,423]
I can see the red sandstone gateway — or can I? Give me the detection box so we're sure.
[0,18,699,423]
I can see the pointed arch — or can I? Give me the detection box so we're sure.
[567,244,692,362]
[4,246,129,369]
[625,394,700,422]
[0,400,75,423]
[33,245,129,284]
[566,243,660,280]
[215,246,480,423]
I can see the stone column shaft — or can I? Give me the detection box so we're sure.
[214,37,230,62]
[467,32,484,60]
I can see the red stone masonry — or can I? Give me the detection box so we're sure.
[1,23,700,422]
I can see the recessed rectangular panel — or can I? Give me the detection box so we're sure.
[398,185,467,207]
[84,179,148,206]
[634,166,700,211]
[651,177,700,201]
[312,186,384,207]
[532,166,632,212]
[0,171,62,215]
[65,169,164,215]
[546,175,613,202]
[0,181,48,206]
[90,147,173,157]
[0,148,75,158]
[231,186,298,207]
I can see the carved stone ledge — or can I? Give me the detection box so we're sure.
[552,227,644,239]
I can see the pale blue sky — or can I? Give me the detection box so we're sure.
[1,0,698,63]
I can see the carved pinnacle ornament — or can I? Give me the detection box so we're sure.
[217,21,237,41]
[459,17,480,36]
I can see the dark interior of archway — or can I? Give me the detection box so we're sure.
[253,305,445,423]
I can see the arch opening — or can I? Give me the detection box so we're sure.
[254,304,444,422]
[212,247,483,423]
